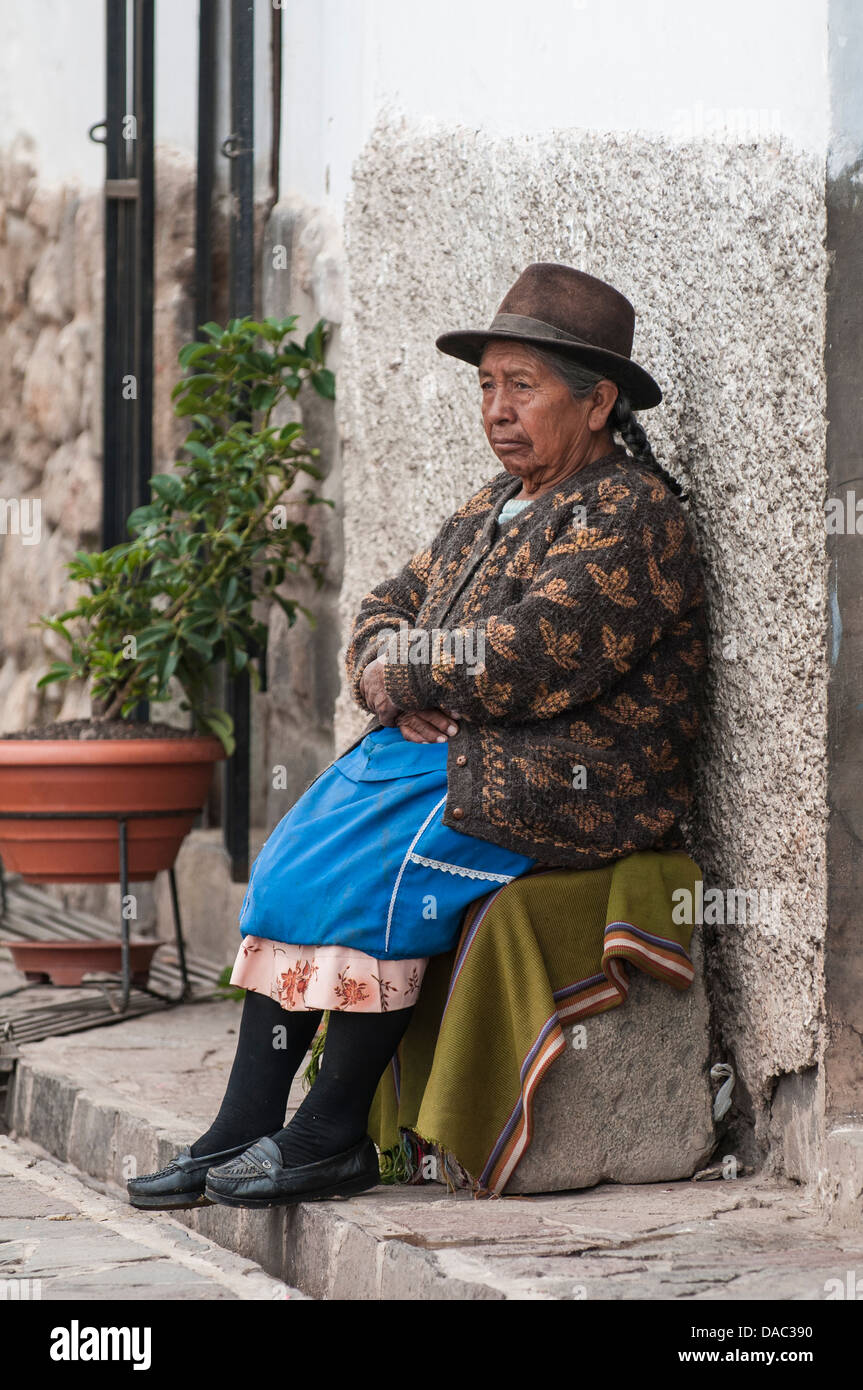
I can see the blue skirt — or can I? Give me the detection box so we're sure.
[237,726,537,959]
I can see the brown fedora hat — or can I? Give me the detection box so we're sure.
[435,262,662,410]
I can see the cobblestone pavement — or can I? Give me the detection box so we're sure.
[0,1135,308,1301]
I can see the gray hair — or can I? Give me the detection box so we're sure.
[522,343,685,499]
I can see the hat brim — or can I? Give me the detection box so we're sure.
[435,329,662,410]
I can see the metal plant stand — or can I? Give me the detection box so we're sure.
[0,807,197,1013]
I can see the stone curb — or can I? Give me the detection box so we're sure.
[6,1057,518,1301]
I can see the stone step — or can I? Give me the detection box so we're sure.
[6,1000,862,1301]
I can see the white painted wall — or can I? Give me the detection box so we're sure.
[0,0,105,187]
[0,1,833,205]
[279,0,830,213]
[0,0,271,193]
[0,0,200,187]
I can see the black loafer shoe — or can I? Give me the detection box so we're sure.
[127,1141,256,1210]
[204,1135,380,1209]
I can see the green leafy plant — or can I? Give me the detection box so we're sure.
[301,1012,329,1091]
[36,315,335,754]
[214,964,246,1001]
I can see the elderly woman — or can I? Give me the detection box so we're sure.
[128,263,706,1211]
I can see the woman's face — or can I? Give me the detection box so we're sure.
[478,341,618,493]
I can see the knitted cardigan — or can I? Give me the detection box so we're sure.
[344,443,707,869]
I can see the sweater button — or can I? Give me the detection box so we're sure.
[456,754,467,766]
[451,806,464,819]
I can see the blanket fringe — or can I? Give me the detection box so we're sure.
[377,1127,483,1196]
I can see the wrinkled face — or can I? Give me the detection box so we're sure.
[478,341,616,490]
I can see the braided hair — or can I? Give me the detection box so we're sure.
[608,390,686,500]
[525,344,687,500]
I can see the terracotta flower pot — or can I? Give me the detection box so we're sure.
[0,938,161,987]
[0,736,225,884]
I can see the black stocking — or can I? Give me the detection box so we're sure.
[190,990,322,1158]
[268,1005,415,1166]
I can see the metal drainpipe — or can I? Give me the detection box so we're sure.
[95,0,154,725]
[221,0,255,881]
[194,0,217,341]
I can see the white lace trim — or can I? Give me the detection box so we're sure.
[407,852,516,884]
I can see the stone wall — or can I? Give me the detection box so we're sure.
[332,115,830,1161]
[0,138,234,927]
[0,138,219,734]
[0,135,102,733]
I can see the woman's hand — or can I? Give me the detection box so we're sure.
[361,657,465,741]
[360,658,402,725]
[396,708,461,743]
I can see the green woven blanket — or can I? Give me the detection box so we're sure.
[310,848,701,1196]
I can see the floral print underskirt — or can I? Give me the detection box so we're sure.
[230,935,427,1013]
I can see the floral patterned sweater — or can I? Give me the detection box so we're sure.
[344,443,707,870]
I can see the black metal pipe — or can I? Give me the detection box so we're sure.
[133,0,155,515]
[223,0,255,881]
[168,867,191,999]
[101,0,154,568]
[119,817,131,1011]
[229,0,254,318]
[101,0,127,549]
[269,0,281,205]
[195,0,217,337]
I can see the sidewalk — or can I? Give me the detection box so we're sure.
[0,1134,306,1300]
[6,998,863,1301]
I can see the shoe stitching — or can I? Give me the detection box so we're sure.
[133,1160,188,1183]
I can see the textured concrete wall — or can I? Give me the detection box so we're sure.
[334,115,829,1153]
[259,195,345,828]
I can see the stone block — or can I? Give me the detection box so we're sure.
[6,1057,34,1135]
[71,192,103,322]
[768,1067,822,1184]
[0,657,21,718]
[2,209,42,307]
[41,430,100,538]
[0,664,42,732]
[0,521,77,667]
[22,323,87,444]
[27,185,70,241]
[506,933,715,1193]
[183,1201,287,1282]
[822,1126,863,1228]
[0,138,38,215]
[0,1175,77,1218]
[278,1200,380,1299]
[29,238,75,323]
[265,714,334,824]
[378,1236,504,1301]
[22,1067,79,1163]
[114,1112,161,1186]
[1,416,52,481]
[56,679,91,724]
[66,1092,121,1180]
